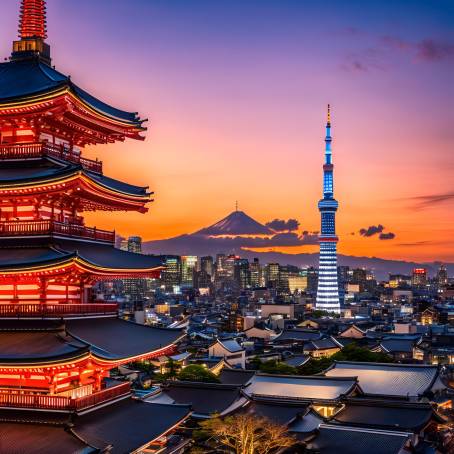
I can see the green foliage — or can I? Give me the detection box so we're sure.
[299,342,393,375]
[177,364,220,383]
[253,359,298,375]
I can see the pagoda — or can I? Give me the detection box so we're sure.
[0,1,190,451]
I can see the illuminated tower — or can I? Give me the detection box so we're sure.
[316,105,341,313]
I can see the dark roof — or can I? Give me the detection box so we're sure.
[284,355,311,368]
[379,338,416,354]
[274,329,322,342]
[332,400,438,432]
[0,59,141,125]
[218,368,256,385]
[305,338,340,351]
[0,423,93,454]
[66,317,183,360]
[244,374,358,402]
[238,399,309,425]
[305,424,410,454]
[0,239,163,272]
[0,157,148,197]
[325,362,442,398]
[217,338,244,353]
[160,381,242,416]
[73,399,190,453]
[0,330,87,364]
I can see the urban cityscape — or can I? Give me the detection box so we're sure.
[0,0,453,453]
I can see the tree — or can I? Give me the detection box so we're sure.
[177,364,220,383]
[252,359,298,376]
[199,414,295,454]
[299,343,393,375]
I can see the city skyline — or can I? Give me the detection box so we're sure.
[1,0,452,262]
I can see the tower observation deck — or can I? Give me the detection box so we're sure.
[316,105,341,313]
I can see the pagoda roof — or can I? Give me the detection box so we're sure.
[0,238,164,275]
[0,157,149,198]
[0,329,88,364]
[65,317,185,361]
[0,59,142,127]
[0,399,191,454]
[0,318,184,365]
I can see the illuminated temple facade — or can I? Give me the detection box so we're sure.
[0,1,190,451]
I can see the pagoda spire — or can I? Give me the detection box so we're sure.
[11,0,51,65]
[19,0,47,39]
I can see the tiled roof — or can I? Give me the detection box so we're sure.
[333,399,438,431]
[274,329,322,342]
[157,381,242,416]
[243,374,358,401]
[325,362,440,398]
[305,424,411,454]
[218,369,256,385]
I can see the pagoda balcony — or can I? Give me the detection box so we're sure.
[0,142,103,174]
[0,220,115,243]
[0,302,119,318]
[0,382,131,412]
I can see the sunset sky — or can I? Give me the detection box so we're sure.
[1,0,453,262]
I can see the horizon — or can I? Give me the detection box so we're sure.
[1,0,453,262]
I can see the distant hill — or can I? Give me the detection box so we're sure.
[142,210,453,280]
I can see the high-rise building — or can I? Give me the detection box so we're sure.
[250,258,263,288]
[181,256,197,287]
[200,256,214,278]
[234,258,250,289]
[265,263,280,288]
[119,236,145,303]
[161,256,182,291]
[437,264,448,290]
[316,105,340,313]
[412,268,428,287]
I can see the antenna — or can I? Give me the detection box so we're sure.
[235,200,238,212]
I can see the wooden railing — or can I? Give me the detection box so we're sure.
[0,142,103,174]
[0,303,118,317]
[0,220,115,243]
[0,382,131,411]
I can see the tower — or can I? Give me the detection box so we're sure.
[316,105,341,313]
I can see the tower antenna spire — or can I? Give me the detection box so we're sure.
[327,104,331,126]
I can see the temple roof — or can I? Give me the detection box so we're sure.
[331,399,440,432]
[155,381,243,416]
[304,424,411,454]
[0,399,191,454]
[0,238,163,273]
[0,59,142,126]
[65,317,184,360]
[243,374,359,402]
[0,318,183,365]
[218,368,256,385]
[0,157,148,198]
[73,400,191,453]
[325,362,443,398]
[0,330,87,364]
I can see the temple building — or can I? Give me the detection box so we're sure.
[0,1,190,451]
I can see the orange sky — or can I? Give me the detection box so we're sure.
[2,0,452,262]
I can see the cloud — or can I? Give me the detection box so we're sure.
[342,35,454,74]
[383,35,454,62]
[359,225,384,237]
[379,232,396,240]
[406,191,454,209]
[265,218,300,232]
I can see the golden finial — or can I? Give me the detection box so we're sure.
[327,104,331,125]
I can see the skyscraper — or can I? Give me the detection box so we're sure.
[316,105,341,313]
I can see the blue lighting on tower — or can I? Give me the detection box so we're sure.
[316,104,341,313]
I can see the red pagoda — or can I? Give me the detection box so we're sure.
[0,1,190,452]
